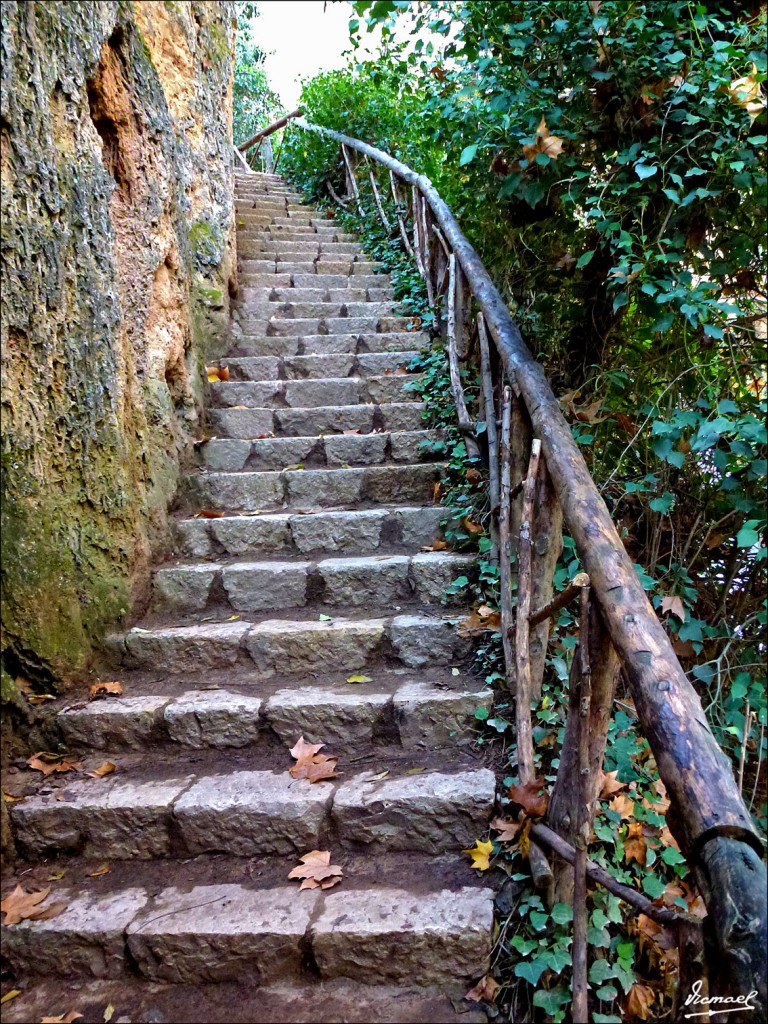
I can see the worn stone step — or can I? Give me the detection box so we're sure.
[229,332,426,357]
[0,976,488,1024]
[173,505,448,558]
[185,462,442,512]
[208,401,426,439]
[234,316,416,337]
[10,763,494,859]
[238,259,383,276]
[217,350,414,381]
[198,428,441,471]
[2,879,492,986]
[238,286,392,304]
[107,612,468,674]
[55,677,493,751]
[233,300,399,321]
[152,551,473,614]
[208,375,418,410]
[242,239,362,255]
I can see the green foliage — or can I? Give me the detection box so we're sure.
[233,2,282,148]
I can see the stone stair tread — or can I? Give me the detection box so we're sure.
[1,876,492,988]
[0,977,487,1024]
[206,402,427,439]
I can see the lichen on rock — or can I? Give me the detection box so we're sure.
[0,1,237,687]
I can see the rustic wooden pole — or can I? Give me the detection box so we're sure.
[326,180,350,209]
[420,196,436,308]
[531,823,701,927]
[478,313,500,563]
[237,108,303,153]
[294,119,767,1008]
[411,185,427,278]
[499,387,516,695]
[446,255,480,460]
[341,145,364,216]
[365,159,391,232]
[529,462,564,702]
[529,573,590,628]
[389,170,414,258]
[455,264,469,359]
[548,604,620,904]
[572,585,592,1024]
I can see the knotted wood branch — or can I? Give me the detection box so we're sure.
[446,255,480,459]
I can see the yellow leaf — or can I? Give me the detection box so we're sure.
[103,1003,115,1023]
[465,975,501,1003]
[87,762,116,779]
[346,674,372,684]
[1,990,22,1004]
[405,767,426,775]
[87,864,110,878]
[727,63,766,120]
[463,838,494,871]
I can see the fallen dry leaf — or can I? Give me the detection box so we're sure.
[725,62,766,120]
[26,693,57,706]
[288,849,343,890]
[509,779,549,818]
[609,793,636,819]
[600,770,627,798]
[625,981,655,1021]
[26,753,81,777]
[103,1005,115,1024]
[1,885,55,926]
[89,681,123,699]
[458,607,501,635]
[3,792,24,803]
[87,864,110,878]
[346,674,372,684]
[522,116,564,163]
[0,990,22,1004]
[463,839,494,871]
[40,1014,83,1024]
[205,365,230,382]
[88,762,116,779]
[421,538,450,551]
[623,821,647,866]
[289,736,324,762]
[661,595,685,622]
[432,481,443,504]
[465,974,501,1003]
[193,509,224,519]
[490,817,522,842]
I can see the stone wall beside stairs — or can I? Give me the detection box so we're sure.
[0,1,236,696]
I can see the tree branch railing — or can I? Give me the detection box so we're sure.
[283,115,766,1015]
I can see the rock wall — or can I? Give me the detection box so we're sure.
[0,0,236,692]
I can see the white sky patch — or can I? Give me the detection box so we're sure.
[254,1,368,109]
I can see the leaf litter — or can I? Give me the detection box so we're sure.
[288,849,343,891]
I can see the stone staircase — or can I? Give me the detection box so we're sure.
[2,172,495,1023]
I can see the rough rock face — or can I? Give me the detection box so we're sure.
[0,1,236,685]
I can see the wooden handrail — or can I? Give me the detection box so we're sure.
[237,108,303,153]
[290,116,767,1010]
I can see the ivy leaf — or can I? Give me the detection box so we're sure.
[550,902,574,925]
[514,958,549,985]
[460,143,479,166]
[634,161,658,179]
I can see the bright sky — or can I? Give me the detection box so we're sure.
[254,1,362,109]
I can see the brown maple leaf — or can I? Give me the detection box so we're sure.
[599,769,627,798]
[89,681,123,700]
[289,736,325,762]
[1,885,66,926]
[288,849,343,890]
[465,974,501,1003]
[522,116,564,163]
[26,753,81,777]
[40,1014,83,1024]
[624,981,655,1021]
[490,817,522,842]
[623,821,647,866]
[509,778,549,818]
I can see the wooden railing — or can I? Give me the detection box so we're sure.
[235,108,303,173]
[267,114,766,1015]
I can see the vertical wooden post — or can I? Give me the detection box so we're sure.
[547,603,620,903]
[455,264,469,359]
[420,196,436,308]
[365,158,391,232]
[341,144,364,216]
[478,313,500,563]
[515,439,542,782]
[499,387,516,694]
[572,585,592,1024]
[411,185,426,278]
[447,255,480,460]
[530,463,564,702]
[389,170,414,258]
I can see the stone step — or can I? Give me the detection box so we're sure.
[217,351,415,381]
[207,401,426,438]
[55,676,492,751]
[198,428,441,471]
[240,228,360,243]
[0,976,488,1024]
[185,462,441,512]
[234,316,415,337]
[237,273,392,290]
[232,300,399,320]
[229,332,426,357]
[152,551,473,614]
[107,612,469,674]
[173,505,448,558]
[208,375,418,410]
[239,259,383,275]
[240,239,362,255]
[10,761,494,859]
[2,879,492,985]
[238,286,393,303]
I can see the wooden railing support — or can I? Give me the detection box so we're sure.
[237,108,303,153]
